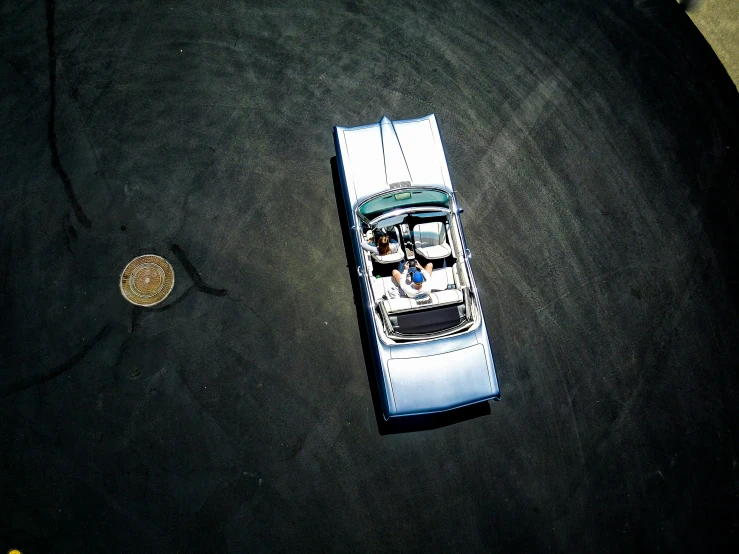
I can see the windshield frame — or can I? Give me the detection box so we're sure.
[357,186,451,224]
[368,206,451,228]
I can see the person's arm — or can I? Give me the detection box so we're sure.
[360,241,379,255]
[396,264,412,296]
[420,267,432,281]
[399,281,414,297]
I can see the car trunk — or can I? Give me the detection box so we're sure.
[387,344,493,415]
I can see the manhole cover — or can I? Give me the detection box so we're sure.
[120,254,175,306]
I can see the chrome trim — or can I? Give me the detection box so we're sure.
[377,302,395,335]
[463,286,471,319]
[357,185,452,224]
[388,320,475,341]
[368,206,451,228]
[378,297,463,315]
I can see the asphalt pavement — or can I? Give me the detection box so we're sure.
[1,0,738,552]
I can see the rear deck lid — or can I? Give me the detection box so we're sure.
[387,344,494,415]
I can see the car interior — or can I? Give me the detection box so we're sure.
[359,211,477,340]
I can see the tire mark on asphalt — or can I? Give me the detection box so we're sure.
[566,267,702,499]
[147,285,197,313]
[46,0,92,229]
[126,366,167,434]
[229,296,278,333]
[171,244,228,296]
[0,324,112,398]
[62,218,77,253]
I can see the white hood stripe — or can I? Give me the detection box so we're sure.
[380,116,413,186]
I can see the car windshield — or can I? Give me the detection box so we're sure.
[358,188,450,220]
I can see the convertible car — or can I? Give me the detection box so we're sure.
[333,114,500,419]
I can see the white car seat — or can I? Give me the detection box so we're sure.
[370,266,456,303]
[382,289,464,314]
[413,222,452,260]
[370,226,404,264]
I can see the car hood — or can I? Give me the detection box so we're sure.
[386,344,495,416]
[334,114,453,204]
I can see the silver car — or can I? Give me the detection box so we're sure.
[333,114,500,419]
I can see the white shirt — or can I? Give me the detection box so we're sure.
[398,268,433,298]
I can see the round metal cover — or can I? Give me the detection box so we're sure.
[120,254,175,306]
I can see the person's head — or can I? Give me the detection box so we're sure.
[412,269,425,289]
[376,231,391,255]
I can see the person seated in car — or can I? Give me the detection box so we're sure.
[392,260,435,299]
[360,228,399,257]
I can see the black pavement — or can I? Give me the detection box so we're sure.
[1,0,738,552]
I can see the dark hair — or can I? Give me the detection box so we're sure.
[377,234,391,256]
